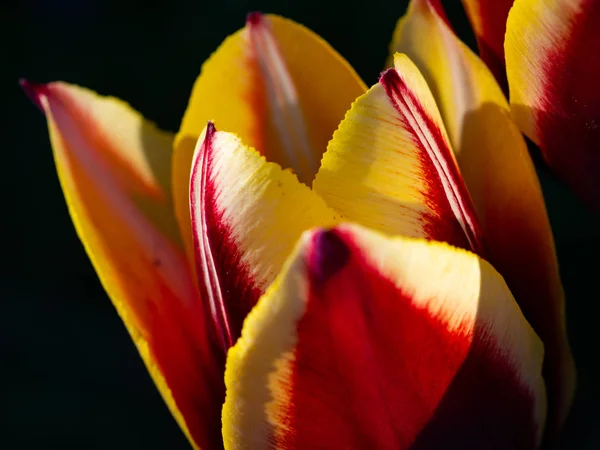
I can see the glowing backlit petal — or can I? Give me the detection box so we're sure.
[222,224,547,450]
[461,0,514,90]
[506,0,600,212]
[189,123,340,349]
[389,0,575,431]
[22,81,223,449]
[173,13,366,264]
[313,54,483,254]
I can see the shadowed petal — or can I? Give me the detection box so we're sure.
[461,0,514,90]
[222,224,547,449]
[23,81,224,450]
[506,0,600,213]
[388,0,575,433]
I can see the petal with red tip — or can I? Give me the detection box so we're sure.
[389,1,574,431]
[461,0,514,90]
[506,0,600,212]
[222,224,547,449]
[313,54,483,254]
[189,123,340,349]
[23,82,222,450]
[173,13,366,264]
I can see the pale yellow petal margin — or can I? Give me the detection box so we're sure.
[222,224,547,449]
[389,0,575,426]
[172,14,366,266]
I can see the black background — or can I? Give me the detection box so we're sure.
[3,0,600,448]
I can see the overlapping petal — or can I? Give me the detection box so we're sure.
[461,0,514,90]
[313,54,484,254]
[22,81,222,449]
[389,0,575,428]
[189,123,340,349]
[173,13,366,265]
[506,0,600,213]
[223,224,547,449]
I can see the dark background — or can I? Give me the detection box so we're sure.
[3,0,600,448]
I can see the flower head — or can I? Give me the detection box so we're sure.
[22,1,597,447]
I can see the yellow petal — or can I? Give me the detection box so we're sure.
[173,13,366,266]
[222,224,547,449]
[313,54,484,254]
[389,0,575,429]
[25,81,221,449]
[189,122,341,349]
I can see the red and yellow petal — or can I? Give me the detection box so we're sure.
[222,224,547,449]
[189,123,340,349]
[173,13,366,265]
[389,0,575,431]
[461,0,514,90]
[22,82,223,450]
[506,0,600,212]
[313,54,483,254]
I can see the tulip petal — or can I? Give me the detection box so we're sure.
[173,13,366,265]
[461,0,514,90]
[313,54,483,254]
[222,224,547,449]
[506,0,600,211]
[389,0,575,431]
[24,82,223,450]
[189,123,341,350]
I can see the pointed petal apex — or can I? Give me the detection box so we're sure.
[246,11,263,26]
[20,78,48,111]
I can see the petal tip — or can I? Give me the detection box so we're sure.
[379,66,400,88]
[205,120,217,138]
[19,78,48,111]
[308,228,350,285]
[246,11,264,26]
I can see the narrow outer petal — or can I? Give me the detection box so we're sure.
[173,14,366,266]
[222,224,547,449]
[461,0,514,91]
[313,54,484,255]
[389,0,575,430]
[506,0,600,213]
[189,123,340,350]
[24,82,223,450]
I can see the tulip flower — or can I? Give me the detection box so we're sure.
[461,0,600,212]
[23,2,577,449]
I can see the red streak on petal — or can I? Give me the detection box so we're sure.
[273,229,538,448]
[380,69,484,255]
[246,11,262,26]
[537,0,600,211]
[190,123,263,351]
